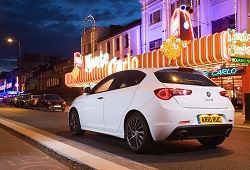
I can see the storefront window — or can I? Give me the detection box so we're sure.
[211,76,242,109]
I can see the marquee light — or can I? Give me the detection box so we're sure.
[84,51,139,75]
[160,36,189,60]
[227,28,250,56]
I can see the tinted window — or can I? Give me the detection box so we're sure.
[45,94,62,100]
[118,70,146,89]
[154,68,218,86]
[90,73,118,94]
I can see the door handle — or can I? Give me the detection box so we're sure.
[97,97,104,99]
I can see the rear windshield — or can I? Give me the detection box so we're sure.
[154,69,218,86]
[45,94,62,100]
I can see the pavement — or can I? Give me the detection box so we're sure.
[0,104,250,170]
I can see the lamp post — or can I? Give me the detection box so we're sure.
[7,38,22,94]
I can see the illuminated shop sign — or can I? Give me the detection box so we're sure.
[227,29,250,57]
[85,51,139,75]
[230,57,250,64]
[204,67,245,77]
[74,52,84,70]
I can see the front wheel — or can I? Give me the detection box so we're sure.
[125,112,154,154]
[69,109,85,136]
[198,136,226,148]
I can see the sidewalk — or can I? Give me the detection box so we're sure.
[0,124,70,170]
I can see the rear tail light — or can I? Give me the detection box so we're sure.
[220,91,230,98]
[154,88,192,100]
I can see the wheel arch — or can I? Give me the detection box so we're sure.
[123,109,151,137]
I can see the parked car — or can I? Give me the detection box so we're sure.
[68,67,234,153]
[37,94,66,112]
[9,96,20,107]
[23,94,41,109]
[9,94,29,108]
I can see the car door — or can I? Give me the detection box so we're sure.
[103,70,146,132]
[80,74,118,130]
[37,95,45,109]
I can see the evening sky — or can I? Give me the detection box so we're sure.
[0,0,141,73]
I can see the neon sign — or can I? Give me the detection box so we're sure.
[230,57,250,64]
[227,29,250,57]
[204,67,245,77]
[74,52,84,70]
[85,51,139,75]
[85,51,109,72]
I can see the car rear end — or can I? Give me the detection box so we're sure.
[45,94,66,111]
[136,67,234,142]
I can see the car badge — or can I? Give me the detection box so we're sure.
[206,92,211,97]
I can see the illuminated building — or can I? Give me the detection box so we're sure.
[65,0,250,109]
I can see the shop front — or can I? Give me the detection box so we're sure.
[204,66,246,109]
[64,27,250,110]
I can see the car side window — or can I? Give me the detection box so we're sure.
[117,70,146,89]
[91,75,116,94]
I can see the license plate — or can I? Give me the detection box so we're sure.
[197,115,222,124]
[54,105,61,107]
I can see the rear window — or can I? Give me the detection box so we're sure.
[154,68,218,86]
[45,94,62,100]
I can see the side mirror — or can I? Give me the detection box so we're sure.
[84,87,91,94]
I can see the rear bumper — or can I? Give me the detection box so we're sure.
[166,124,233,141]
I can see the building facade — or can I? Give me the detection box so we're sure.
[65,0,250,109]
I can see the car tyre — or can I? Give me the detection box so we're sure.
[37,106,39,111]
[69,109,85,136]
[44,106,48,112]
[125,112,154,154]
[198,136,225,148]
[62,108,65,111]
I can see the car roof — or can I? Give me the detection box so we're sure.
[126,67,204,75]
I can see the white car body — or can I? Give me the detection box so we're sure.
[68,67,234,153]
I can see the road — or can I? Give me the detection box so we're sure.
[0,103,250,170]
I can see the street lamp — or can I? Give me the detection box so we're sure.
[7,38,22,93]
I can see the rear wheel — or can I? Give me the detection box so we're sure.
[198,136,225,148]
[125,112,154,153]
[44,106,48,112]
[69,109,85,136]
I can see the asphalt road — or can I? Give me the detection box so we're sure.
[0,103,250,170]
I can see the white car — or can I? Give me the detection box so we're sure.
[68,67,234,153]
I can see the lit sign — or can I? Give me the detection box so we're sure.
[171,15,179,37]
[6,83,12,89]
[85,51,138,75]
[160,36,189,60]
[74,52,84,70]
[204,67,245,77]
[230,57,250,64]
[227,29,250,57]
[85,51,109,72]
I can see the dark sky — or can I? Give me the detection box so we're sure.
[0,0,141,73]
